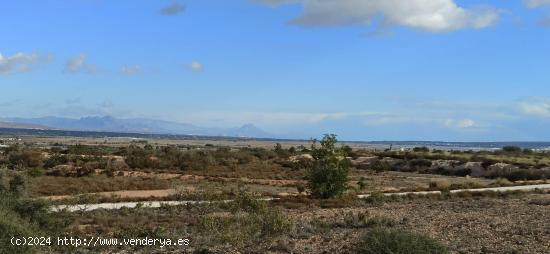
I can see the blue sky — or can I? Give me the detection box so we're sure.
[1,0,550,141]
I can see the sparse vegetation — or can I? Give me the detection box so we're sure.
[1,136,549,253]
[198,190,294,247]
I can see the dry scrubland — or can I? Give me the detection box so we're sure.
[1,135,549,253]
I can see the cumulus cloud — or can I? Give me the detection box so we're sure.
[161,2,186,16]
[120,65,143,76]
[519,99,550,118]
[65,54,96,74]
[255,0,499,32]
[0,52,54,75]
[187,61,203,72]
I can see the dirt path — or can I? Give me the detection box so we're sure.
[44,188,184,201]
[51,184,550,212]
[358,183,550,198]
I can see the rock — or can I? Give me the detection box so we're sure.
[485,163,520,179]
[430,160,462,172]
[289,154,313,163]
[47,164,76,176]
[487,163,519,173]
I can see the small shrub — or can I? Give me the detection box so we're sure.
[308,134,349,199]
[370,161,391,172]
[43,154,69,169]
[319,193,359,208]
[198,191,293,247]
[365,217,397,228]
[296,184,306,194]
[258,209,294,238]
[428,179,451,191]
[8,149,44,169]
[230,189,267,214]
[355,228,449,254]
[413,147,430,153]
[501,146,522,153]
[0,174,70,254]
[9,174,27,196]
[358,177,367,190]
[409,159,432,171]
[27,167,44,177]
[365,192,388,205]
[493,177,512,187]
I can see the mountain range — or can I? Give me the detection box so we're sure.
[0,116,272,138]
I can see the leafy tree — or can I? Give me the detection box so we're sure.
[308,134,349,199]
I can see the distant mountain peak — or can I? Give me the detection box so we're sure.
[0,115,273,139]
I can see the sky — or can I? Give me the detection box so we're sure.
[1,0,550,141]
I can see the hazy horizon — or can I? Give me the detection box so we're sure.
[2,0,550,141]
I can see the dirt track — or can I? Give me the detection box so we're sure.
[51,184,550,212]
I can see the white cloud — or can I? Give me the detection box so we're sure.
[120,65,143,76]
[524,0,550,8]
[65,54,96,74]
[187,61,204,72]
[256,0,499,32]
[445,118,476,129]
[519,99,550,118]
[0,52,54,75]
[161,2,186,16]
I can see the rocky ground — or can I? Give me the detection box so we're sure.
[87,193,549,254]
[282,194,550,254]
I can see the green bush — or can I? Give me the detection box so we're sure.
[124,146,158,169]
[358,179,367,190]
[370,161,391,172]
[9,174,27,195]
[413,147,430,153]
[230,189,268,214]
[0,207,38,254]
[308,134,349,199]
[355,228,448,254]
[501,146,522,153]
[274,143,290,158]
[43,154,69,169]
[8,150,43,169]
[0,172,70,254]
